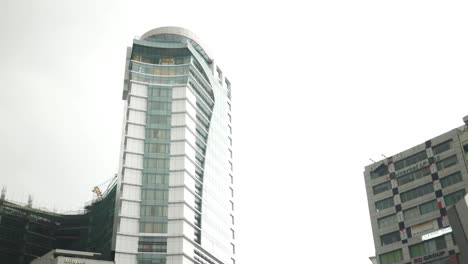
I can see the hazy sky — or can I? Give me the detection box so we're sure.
[1,0,468,263]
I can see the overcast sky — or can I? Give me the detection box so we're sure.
[1,0,468,263]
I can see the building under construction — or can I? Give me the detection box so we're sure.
[0,181,117,264]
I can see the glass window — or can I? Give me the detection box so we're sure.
[138,254,167,264]
[404,206,419,220]
[397,166,431,186]
[433,140,452,155]
[145,143,170,154]
[140,205,168,217]
[379,249,403,264]
[381,231,401,246]
[444,189,466,207]
[138,240,167,253]
[378,214,397,229]
[395,151,428,171]
[148,101,170,111]
[371,164,389,179]
[373,181,392,195]
[419,200,439,215]
[436,155,458,171]
[142,173,168,185]
[440,171,462,188]
[147,115,170,125]
[375,197,394,211]
[409,236,446,258]
[144,158,169,169]
[148,86,171,98]
[139,222,168,233]
[141,190,168,201]
[400,183,434,203]
[146,129,170,139]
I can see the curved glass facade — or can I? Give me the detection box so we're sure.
[114,27,235,264]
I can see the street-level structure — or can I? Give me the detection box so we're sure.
[364,116,468,264]
[113,27,236,264]
[31,249,114,264]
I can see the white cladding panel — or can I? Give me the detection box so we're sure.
[171,113,196,131]
[116,235,139,254]
[169,171,196,190]
[115,252,137,264]
[172,86,186,99]
[128,110,146,125]
[170,141,196,159]
[122,184,141,201]
[124,153,143,169]
[126,124,145,139]
[120,200,140,218]
[119,218,139,234]
[129,96,147,111]
[123,168,142,185]
[130,83,148,97]
[171,127,196,145]
[126,138,144,154]
[170,156,196,176]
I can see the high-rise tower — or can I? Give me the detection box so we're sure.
[113,27,235,264]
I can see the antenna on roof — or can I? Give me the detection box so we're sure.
[382,154,388,158]
[369,158,376,163]
[27,195,33,208]
[1,186,6,200]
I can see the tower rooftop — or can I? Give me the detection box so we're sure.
[140,26,213,64]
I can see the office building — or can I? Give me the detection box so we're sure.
[113,27,235,264]
[364,116,468,264]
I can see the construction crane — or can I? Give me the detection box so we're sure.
[92,186,103,200]
[92,174,117,200]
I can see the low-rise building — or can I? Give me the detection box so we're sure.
[0,182,116,264]
[31,249,114,264]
